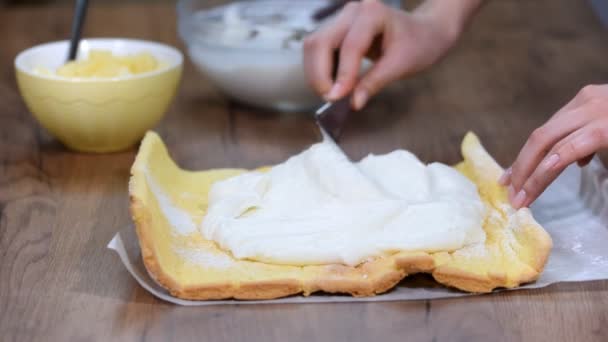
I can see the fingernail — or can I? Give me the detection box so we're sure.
[353,89,368,110]
[325,82,343,101]
[498,167,512,185]
[542,153,560,170]
[513,189,527,209]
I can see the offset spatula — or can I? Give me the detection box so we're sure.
[314,50,351,142]
[315,95,351,142]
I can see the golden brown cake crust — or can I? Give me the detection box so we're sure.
[128,131,552,300]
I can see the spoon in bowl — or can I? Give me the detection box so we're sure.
[67,0,90,61]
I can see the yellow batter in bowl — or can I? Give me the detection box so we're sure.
[15,39,182,153]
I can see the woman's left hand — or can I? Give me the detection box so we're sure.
[499,84,608,209]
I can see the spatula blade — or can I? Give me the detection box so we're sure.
[315,95,351,142]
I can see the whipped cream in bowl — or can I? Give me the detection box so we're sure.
[178,0,331,112]
[201,137,487,267]
[178,0,399,112]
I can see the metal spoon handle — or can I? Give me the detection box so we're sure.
[67,0,89,61]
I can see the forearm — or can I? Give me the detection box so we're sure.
[414,0,486,43]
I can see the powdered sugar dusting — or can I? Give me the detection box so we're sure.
[175,247,235,269]
[499,216,520,257]
[454,243,488,259]
[145,170,197,235]
[489,209,503,221]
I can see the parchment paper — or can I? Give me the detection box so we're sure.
[108,159,608,305]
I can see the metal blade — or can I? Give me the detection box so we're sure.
[315,95,351,142]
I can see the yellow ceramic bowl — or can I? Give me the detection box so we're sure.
[15,38,183,153]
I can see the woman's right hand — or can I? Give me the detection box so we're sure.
[303,0,483,110]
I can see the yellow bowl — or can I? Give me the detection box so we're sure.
[15,38,183,153]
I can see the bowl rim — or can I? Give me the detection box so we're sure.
[176,0,400,53]
[14,38,184,83]
[177,0,325,54]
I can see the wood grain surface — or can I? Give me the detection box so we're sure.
[1,2,608,341]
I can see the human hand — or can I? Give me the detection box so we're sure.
[303,0,478,110]
[499,84,608,208]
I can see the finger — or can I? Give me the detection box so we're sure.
[515,124,608,208]
[525,85,608,145]
[577,154,595,167]
[330,0,387,101]
[508,84,608,194]
[499,90,596,186]
[551,127,597,168]
[508,184,516,204]
[555,126,608,166]
[351,49,403,109]
[508,107,589,192]
[303,3,358,96]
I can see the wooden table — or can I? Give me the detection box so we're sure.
[2,2,608,341]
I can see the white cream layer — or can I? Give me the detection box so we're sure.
[201,137,486,266]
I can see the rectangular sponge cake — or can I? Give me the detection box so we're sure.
[128,131,552,300]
